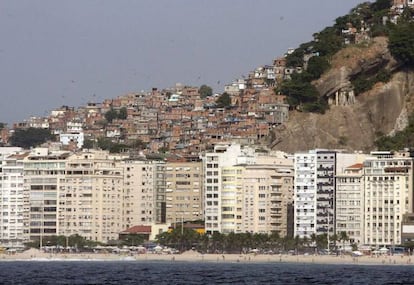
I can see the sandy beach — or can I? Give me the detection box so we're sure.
[1,249,414,266]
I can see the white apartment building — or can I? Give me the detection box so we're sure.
[123,159,157,227]
[204,143,244,234]
[220,166,244,234]
[204,144,294,236]
[294,151,317,238]
[294,150,336,239]
[363,151,414,247]
[24,148,69,245]
[335,163,364,245]
[0,147,28,248]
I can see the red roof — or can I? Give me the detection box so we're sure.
[346,163,363,169]
[121,225,152,234]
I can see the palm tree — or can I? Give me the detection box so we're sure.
[330,233,338,252]
[211,232,225,253]
[269,232,281,252]
[339,231,349,252]
[302,236,309,250]
[316,234,328,251]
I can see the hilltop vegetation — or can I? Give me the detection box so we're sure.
[278,0,414,116]
[10,128,55,149]
[269,0,414,152]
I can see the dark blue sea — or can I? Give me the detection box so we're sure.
[0,261,413,284]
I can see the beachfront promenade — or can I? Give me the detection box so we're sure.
[1,249,414,266]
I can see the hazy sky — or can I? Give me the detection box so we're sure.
[0,0,368,125]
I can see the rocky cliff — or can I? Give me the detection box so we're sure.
[271,37,414,153]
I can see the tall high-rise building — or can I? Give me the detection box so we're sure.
[153,162,167,224]
[204,144,294,236]
[60,150,125,242]
[0,147,27,248]
[24,148,69,245]
[220,165,244,234]
[204,143,243,234]
[363,151,414,247]
[294,150,336,239]
[165,159,203,224]
[242,154,294,236]
[335,163,364,245]
[123,159,156,228]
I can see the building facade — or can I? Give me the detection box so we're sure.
[294,150,336,239]
[363,151,414,247]
[335,163,364,245]
[165,160,203,225]
[204,144,243,234]
[60,150,125,243]
[0,148,27,248]
[24,148,69,245]
[242,154,294,236]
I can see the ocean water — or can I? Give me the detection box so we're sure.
[0,261,413,284]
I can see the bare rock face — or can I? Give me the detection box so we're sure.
[271,67,414,153]
[314,37,399,99]
[270,37,414,153]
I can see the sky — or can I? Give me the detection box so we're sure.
[0,0,369,125]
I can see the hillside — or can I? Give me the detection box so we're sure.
[271,37,414,153]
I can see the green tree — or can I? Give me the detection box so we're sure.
[0,122,5,130]
[10,128,54,148]
[306,56,330,80]
[313,27,343,57]
[97,137,113,150]
[104,108,118,123]
[156,227,201,252]
[211,232,225,253]
[118,107,128,120]
[199,84,213,98]
[122,234,145,246]
[389,21,414,65]
[279,73,327,113]
[82,139,95,149]
[285,41,314,67]
[130,139,146,150]
[316,234,328,250]
[339,231,349,251]
[375,113,414,150]
[330,233,338,251]
[269,232,281,251]
[109,143,128,153]
[371,0,391,12]
[215,92,231,108]
[285,48,305,67]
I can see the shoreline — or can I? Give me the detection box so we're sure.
[1,249,414,266]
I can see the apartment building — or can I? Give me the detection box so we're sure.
[0,147,28,248]
[363,151,414,247]
[165,159,203,225]
[60,150,125,243]
[335,163,364,245]
[153,162,167,224]
[123,159,156,228]
[220,166,244,234]
[24,148,69,245]
[204,143,244,234]
[242,154,294,236]
[204,144,294,236]
[294,150,336,238]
